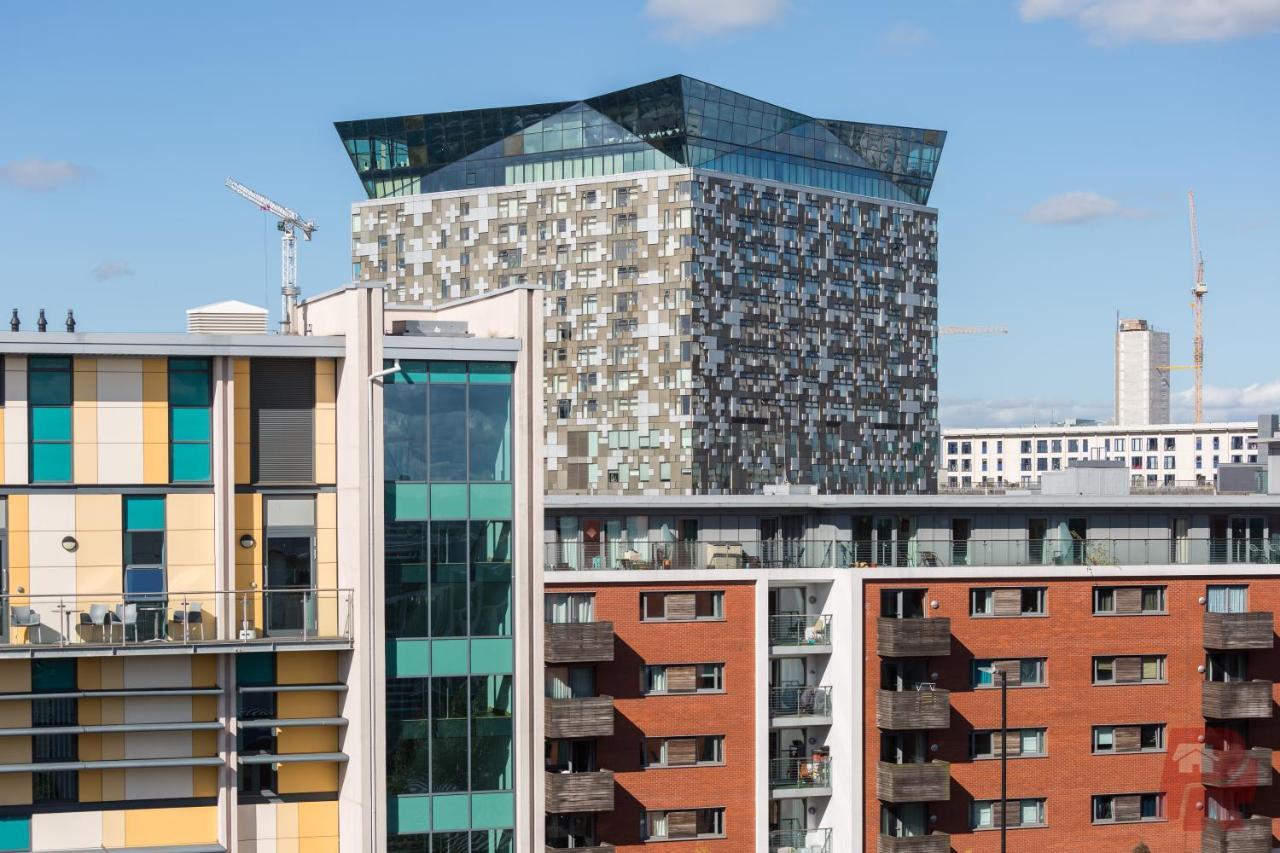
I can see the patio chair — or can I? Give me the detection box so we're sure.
[79,604,113,643]
[173,602,205,641]
[10,607,40,642]
[114,603,138,643]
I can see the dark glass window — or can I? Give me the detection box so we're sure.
[431,522,469,637]
[429,385,467,481]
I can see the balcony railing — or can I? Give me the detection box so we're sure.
[876,761,951,803]
[1202,816,1273,853]
[877,688,951,730]
[769,757,832,793]
[545,769,615,813]
[545,846,615,853]
[1203,681,1275,720]
[1,589,353,651]
[545,621,615,664]
[545,695,614,739]
[877,618,951,658]
[1204,612,1275,651]
[878,833,950,853]
[769,828,831,853]
[546,537,1280,570]
[770,614,832,648]
[769,686,832,721]
[1202,747,1274,787]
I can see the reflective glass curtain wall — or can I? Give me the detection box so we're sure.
[383,360,515,853]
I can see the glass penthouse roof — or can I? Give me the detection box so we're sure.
[335,75,945,205]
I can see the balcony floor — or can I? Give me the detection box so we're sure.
[770,714,834,729]
[0,636,352,659]
[771,784,833,800]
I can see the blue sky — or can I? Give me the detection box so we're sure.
[2,0,1278,425]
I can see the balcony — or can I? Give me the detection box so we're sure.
[546,847,614,853]
[545,696,614,739]
[770,614,832,653]
[1203,681,1275,719]
[877,689,951,730]
[545,769,615,813]
[769,828,831,853]
[1202,748,1274,787]
[545,540,837,570]
[0,589,353,657]
[769,756,832,798]
[545,621,615,664]
[1202,816,1273,853]
[769,686,832,727]
[1204,613,1275,651]
[878,833,951,853]
[877,618,951,658]
[877,761,951,803]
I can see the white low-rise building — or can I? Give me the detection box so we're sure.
[940,421,1258,490]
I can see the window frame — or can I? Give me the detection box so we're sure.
[640,663,726,696]
[971,658,1047,688]
[1092,586,1167,616]
[644,807,726,841]
[641,735,727,769]
[971,728,1048,759]
[1092,655,1167,685]
[970,797,1047,830]
[1091,793,1165,824]
[1092,723,1166,754]
[640,590,726,623]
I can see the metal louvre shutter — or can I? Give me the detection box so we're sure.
[1114,657,1143,684]
[993,660,1022,687]
[1113,726,1142,752]
[665,738,698,766]
[665,666,697,693]
[251,359,315,484]
[992,588,1022,617]
[666,811,697,838]
[1112,794,1142,822]
[664,594,697,621]
[1114,587,1144,614]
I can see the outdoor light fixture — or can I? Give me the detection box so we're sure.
[61,535,77,552]
[239,534,256,549]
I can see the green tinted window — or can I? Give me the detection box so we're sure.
[28,357,73,483]
[169,357,211,482]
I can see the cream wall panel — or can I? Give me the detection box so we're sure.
[101,811,125,848]
[3,356,28,485]
[32,809,102,851]
[27,494,74,532]
[75,494,121,531]
[96,404,144,483]
[123,657,192,691]
[76,494,123,597]
[95,359,143,402]
[239,801,278,842]
[166,493,214,531]
[124,766,193,800]
[124,730,191,759]
[27,495,76,601]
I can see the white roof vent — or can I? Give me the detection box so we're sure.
[186,300,269,334]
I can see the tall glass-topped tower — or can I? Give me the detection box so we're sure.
[338,75,946,495]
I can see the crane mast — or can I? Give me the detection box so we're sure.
[225,178,317,335]
[1188,190,1206,423]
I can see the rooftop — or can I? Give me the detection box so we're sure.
[335,74,945,204]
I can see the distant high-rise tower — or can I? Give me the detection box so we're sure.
[1115,318,1171,425]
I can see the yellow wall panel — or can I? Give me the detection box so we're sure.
[234,357,251,485]
[192,729,218,757]
[0,700,29,729]
[100,768,124,802]
[166,493,213,531]
[0,661,30,693]
[275,801,299,838]
[0,736,31,764]
[278,691,337,720]
[315,359,336,485]
[79,768,102,802]
[278,725,337,755]
[299,838,340,853]
[0,401,5,482]
[277,761,338,795]
[78,658,101,690]
[192,765,218,798]
[100,732,124,760]
[276,651,337,685]
[235,493,263,592]
[79,697,102,725]
[0,773,31,806]
[124,805,217,846]
[192,695,218,721]
[73,358,99,484]
[79,732,102,760]
[191,655,218,689]
[297,800,339,838]
[75,494,121,532]
[141,358,169,485]
[100,658,125,690]
[101,809,125,846]
[7,496,29,608]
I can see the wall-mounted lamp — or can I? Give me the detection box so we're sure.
[1198,596,1207,605]
[808,596,817,605]
[807,807,817,816]
[60,536,78,553]
[930,600,939,609]
[239,534,256,549]
[1197,664,1206,673]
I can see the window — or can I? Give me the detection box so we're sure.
[545,593,594,624]
[169,357,212,481]
[643,735,725,767]
[1164,455,1175,469]
[971,588,1045,617]
[1207,585,1248,614]
[31,659,77,804]
[971,728,1047,759]
[1232,436,1244,450]
[28,356,73,482]
[645,808,725,840]
[1093,793,1163,823]
[123,495,166,641]
[1036,440,1048,453]
[641,663,724,695]
[1094,586,1166,615]
[641,591,724,621]
[972,659,1046,687]
[881,589,925,619]
[1093,655,1165,684]
[546,666,596,699]
[1093,724,1165,753]
[1165,437,1176,450]
[971,798,1046,829]
[1020,440,1032,454]
[1213,436,1221,450]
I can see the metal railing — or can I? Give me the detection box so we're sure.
[769,756,832,791]
[769,828,832,853]
[769,614,832,647]
[769,686,832,719]
[1,589,353,649]
[547,537,1280,570]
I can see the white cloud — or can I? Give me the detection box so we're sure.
[92,261,133,281]
[1019,0,1280,43]
[1173,381,1280,421]
[0,159,88,192]
[646,0,787,37]
[1023,191,1151,225]
[941,396,1113,428]
[879,23,934,51]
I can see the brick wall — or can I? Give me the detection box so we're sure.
[864,576,1280,852]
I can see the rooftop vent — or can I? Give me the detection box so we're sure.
[390,319,470,337]
[187,300,268,334]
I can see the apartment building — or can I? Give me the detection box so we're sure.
[542,489,1280,853]
[336,74,946,495]
[940,421,1258,490]
[1116,318,1171,426]
[0,282,543,853]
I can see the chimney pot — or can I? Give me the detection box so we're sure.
[36,309,47,332]
[65,309,76,333]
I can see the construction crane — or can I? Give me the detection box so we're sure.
[939,325,1008,336]
[1156,192,1208,422]
[225,178,317,335]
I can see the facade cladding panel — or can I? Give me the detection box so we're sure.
[864,575,1280,852]
[340,75,943,496]
[547,580,756,851]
